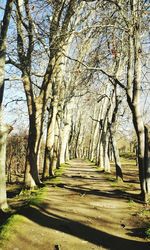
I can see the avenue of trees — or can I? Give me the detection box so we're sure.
[0,0,150,211]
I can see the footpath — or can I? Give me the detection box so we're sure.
[1,159,150,250]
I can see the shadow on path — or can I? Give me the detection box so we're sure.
[19,206,149,250]
[50,183,144,204]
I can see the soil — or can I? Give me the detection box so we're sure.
[1,159,150,250]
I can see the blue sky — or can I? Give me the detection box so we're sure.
[0,0,28,132]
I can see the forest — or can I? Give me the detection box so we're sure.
[0,0,150,249]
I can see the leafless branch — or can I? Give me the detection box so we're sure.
[4,98,26,107]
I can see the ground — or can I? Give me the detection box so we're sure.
[0,159,150,250]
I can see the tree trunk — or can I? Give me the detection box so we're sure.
[130,104,146,199]
[102,131,110,173]
[90,110,101,162]
[88,105,97,161]
[0,124,12,210]
[21,73,45,188]
[144,125,150,202]
[65,144,70,162]
[0,0,14,210]
[51,129,59,171]
[75,123,81,159]
[110,126,123,181]
[59,102,72,165]
[108,87,123,180]
[99,142,104,168]
[24,108,43,188]
[42,99,58,178]
[125,0,147,201]
[59,123,71,165]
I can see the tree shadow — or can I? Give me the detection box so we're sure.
[63,174,103,182]
[126,227,148,239]
[51,183,144,204]
[7,186,22,198]
[0,210,11,224]
[123,179,139,184]
[18,205,149,250]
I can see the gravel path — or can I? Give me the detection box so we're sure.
[2,159,150,250]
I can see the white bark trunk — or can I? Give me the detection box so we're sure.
[43,99,58,178]
[60,123,71,164]
[0,124,12,210]
[59,104,72,165]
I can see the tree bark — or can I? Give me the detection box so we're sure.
[144,125,150,202]
[43,97,58,178]
[59,104,72,165]
[109,87,123,181]
[102,129,110,172]
[129,103,146,198]
[59,123,71,164]
[0,0,14,210]
[0,124,12,210]
[125,0,146,199]
[51,120,59,171]
[109,125,123,181]
[24,108,43,187]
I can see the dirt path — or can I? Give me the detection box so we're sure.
[2,159,150,250]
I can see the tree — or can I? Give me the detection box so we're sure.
[10,0,82,187]
[0,0,14,211]
[109,87,123,181]
[106,0,150,201]
[79,0,149,201]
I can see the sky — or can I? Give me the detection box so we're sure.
[0,0,150,134]
[0,0,28,133]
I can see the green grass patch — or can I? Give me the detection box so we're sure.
[106,176,116,182]
[53,163,69,178]
[0,186,47,247]
[0,214,25,246]
[19,186,47,207]
[28,187,47,206]
[45,163,70,186]
[127,199,135,205]
[95,165,104,170]
[0,167,65,247]
[120,152,136,160]
[138,208,150,218]
[84,159,92,164]
[145,226,150,239]
[141,209,150,216]
[54,164,67,176]
[44,176,62,186]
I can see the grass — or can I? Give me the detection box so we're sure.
[55,163,69,176]
[84,159,92,164]
[1,157,66,244]
[127,198,135,205]
[0,214,25,247]
[45,163,70,185]
[133,207,150,239]
[106,175,116,182]
[120,152,136,160]
[18,187,45,205]
[145,226,150,239]
[0,184,49,247]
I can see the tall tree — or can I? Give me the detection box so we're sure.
[0,0,14,210]
[12,0,87,187]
